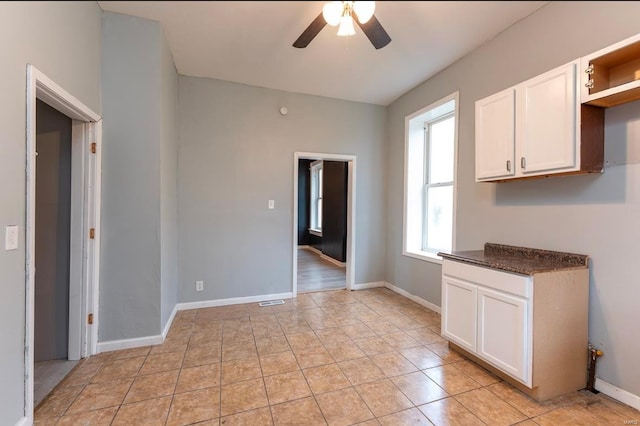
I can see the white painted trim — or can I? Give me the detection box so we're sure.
[595,378,640,411]
[402,92,459,261]
[320,253,346,268]
[403,250,443,265]
[14,417,29,426]
[177,292,294,311]
[300,245,322,255]
[25,64,102,423]
[31,67,100,122]
[300,244,345,267]
[308,228,323,237]
[162,304,178,339]
[25,66,37,425]
[384,282,442,314]
[98,301,177,354]
[292,152,356,297]
[68,122,86,361]
[97,335,164,354]
[350,281,386,290]
[89,119,102,357]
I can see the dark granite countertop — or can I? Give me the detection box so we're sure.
[438,243,589,275]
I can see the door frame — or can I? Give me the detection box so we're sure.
[292,152,356,296]
[25,64,102,419]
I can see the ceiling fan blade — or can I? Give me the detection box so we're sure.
[293,12,327,48]
[354,15,391,49]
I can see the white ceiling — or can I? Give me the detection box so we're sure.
[98,1,547,105]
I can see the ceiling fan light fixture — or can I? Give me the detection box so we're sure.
[322,1,343,26]
[353,1,375,24]
[337,14,356,36]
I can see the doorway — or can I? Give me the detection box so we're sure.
[25,65,102,421]
[292,152,356,296]
[33,100,77,406]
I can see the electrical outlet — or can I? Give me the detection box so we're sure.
[196,280,204,291]
[268,200,275,209]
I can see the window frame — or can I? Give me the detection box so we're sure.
[422,112,455,254]
[309,160,323,236]
[402,92,459,264]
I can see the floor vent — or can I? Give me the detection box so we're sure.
[258,300,285,307]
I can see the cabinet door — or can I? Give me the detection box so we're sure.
[517,61,577,174]
[475,89,515,181]
[477,287,529,385]
[441,276,477,353]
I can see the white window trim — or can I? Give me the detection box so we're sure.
[422,113,455,254]
[310,160,323,233]
[402,91,459,264]
[309,228,323,237]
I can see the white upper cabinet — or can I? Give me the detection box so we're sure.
[476,60,604,182]
[475,89,515,180]
[518,62,577,174]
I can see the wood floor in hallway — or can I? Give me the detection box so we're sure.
[297,247,345,293]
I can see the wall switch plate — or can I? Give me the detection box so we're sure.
[268,200,275,209]
[5,225,18,251]
[196,280,204,291]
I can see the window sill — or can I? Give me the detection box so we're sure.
[402,250,443,265]
[309,229,323,237]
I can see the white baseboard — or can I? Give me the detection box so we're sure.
[96,292,294,353]
[300,245,346,267]
[384,282,441,314]
[350,281,386,290]
[595,377,640,411]
[300,245,322,255]
[162,304,178,339]
[96,334,164,353]
[177,292,294,311]
[14,417,29,426]
[320,253,347,268]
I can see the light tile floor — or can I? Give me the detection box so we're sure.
[35,288,640,425]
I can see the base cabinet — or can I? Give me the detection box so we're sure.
[442,276,477,353]
[441,259,588,401]
[477,287,528,383]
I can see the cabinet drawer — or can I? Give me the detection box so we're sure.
[443,260,531,298]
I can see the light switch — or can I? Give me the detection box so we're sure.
[268,200,275,209]
[5,225,18,251]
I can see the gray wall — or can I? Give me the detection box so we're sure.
[0,2,102,423]
[35,100,72,362]
[178,76,387,302]
[386,1,640,397]
[160,26,179,329]
[101,12,179,341]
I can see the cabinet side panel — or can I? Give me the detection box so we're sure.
[532,269,589,399]
[580,104,605,172]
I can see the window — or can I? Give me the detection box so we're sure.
[310,160,323,235]
[404,92,458,262]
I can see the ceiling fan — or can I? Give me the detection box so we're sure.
[293,1,391,50]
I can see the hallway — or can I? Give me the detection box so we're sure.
[297,248,346,293]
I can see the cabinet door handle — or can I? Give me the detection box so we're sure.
[585,64,594,75]
[521,157,526,169]
[506,160,511,172]
[585,79,594,89]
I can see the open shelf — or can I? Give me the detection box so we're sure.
[582,34,640,108]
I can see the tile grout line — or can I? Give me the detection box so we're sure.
[250,313,275,426]
[41,288,619,425]
[298,313,332,426]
